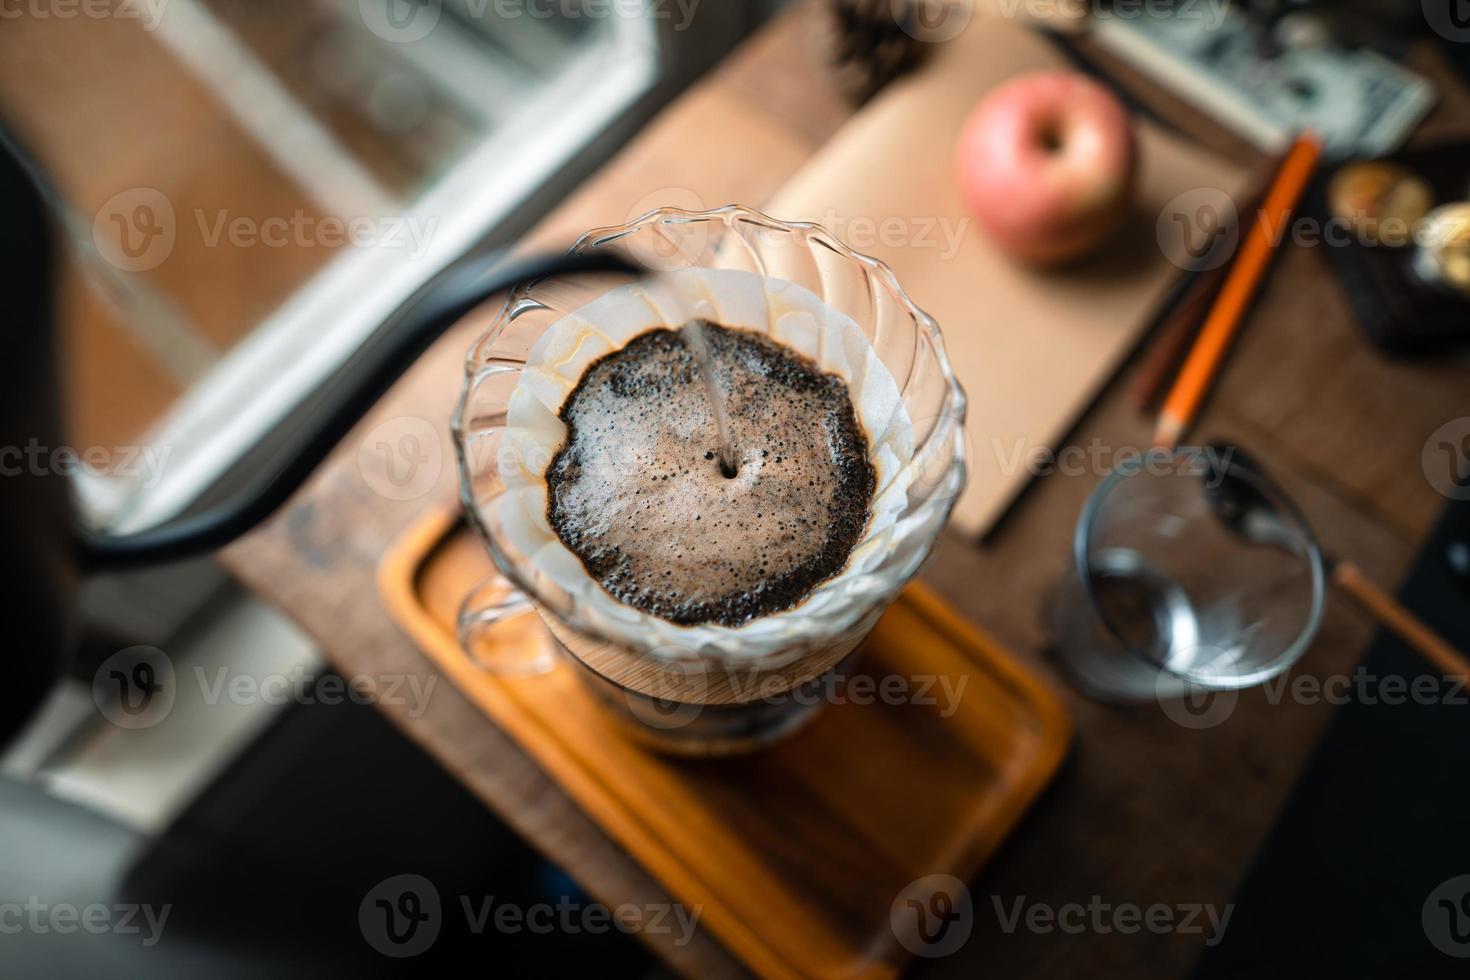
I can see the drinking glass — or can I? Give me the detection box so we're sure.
[452,206,968,753]
[1048,449,1326,701]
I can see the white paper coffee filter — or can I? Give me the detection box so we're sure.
[497,267,915,661]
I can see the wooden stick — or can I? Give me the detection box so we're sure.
[1332,559,1470,682]
[1131,262,1227,411]
[1153,133,1322,448]
[1132,156,1282,412]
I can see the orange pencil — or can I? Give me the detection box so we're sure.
[1153,134,1323,449]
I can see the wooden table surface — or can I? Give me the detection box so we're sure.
[222,5,1470,976]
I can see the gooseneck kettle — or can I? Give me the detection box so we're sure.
[0,129,636,744]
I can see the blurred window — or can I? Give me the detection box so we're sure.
[0,0,710,529]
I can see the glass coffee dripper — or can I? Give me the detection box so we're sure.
[453,206,967,754]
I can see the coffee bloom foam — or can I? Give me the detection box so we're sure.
[497,268,915,663]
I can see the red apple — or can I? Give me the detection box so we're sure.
[956,70,1137,265]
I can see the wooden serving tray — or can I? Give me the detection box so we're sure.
[379,509,1071,979]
